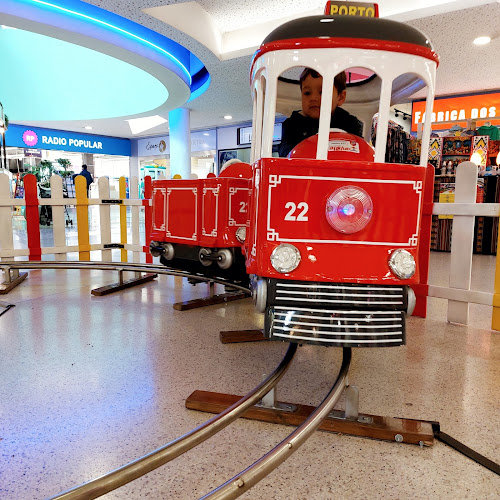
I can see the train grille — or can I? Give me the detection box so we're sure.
[272,282,405,309]
[267,306,405,347]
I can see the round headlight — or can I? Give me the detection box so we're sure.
[235,226,246,243]
[270,244,301,273]
[389,249,416,279]
[325,185,373,234]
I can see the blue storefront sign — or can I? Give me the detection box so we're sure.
[6,124,131,156]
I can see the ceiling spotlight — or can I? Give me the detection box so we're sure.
[84,125,93,130]
[473,36,491,46]
[224,115,232,120]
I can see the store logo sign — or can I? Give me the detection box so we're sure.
[412,91,500,131]
[23,130,38,147]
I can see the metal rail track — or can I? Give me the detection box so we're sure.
[0,260,251,294]
[7,261,352,499]
[201,347,351,499]
[48,343,297,499]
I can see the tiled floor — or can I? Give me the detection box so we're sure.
[0,252,499,499]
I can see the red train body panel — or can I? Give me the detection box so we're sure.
[151,177,250,249]
[245,157,431,284]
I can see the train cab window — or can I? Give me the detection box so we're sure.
[369,71,432,166]
[275,66,376,160]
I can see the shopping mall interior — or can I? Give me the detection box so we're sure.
[0,1,499,499]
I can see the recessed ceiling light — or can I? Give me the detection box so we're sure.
[224,115,232,120]
[84,126,93,130]
[473,36,491,46]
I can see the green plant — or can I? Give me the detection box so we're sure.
[25,160,55,187]
[24,159,73,187]
[56,158,73,178]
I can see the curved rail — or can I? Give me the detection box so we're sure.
[0,261,250,294]
[201,347,352,500]
[48,343,298,500]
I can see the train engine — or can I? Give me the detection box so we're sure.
[244,3,438,347]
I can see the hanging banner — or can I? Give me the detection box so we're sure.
[471,136,489,167]
[428,137,443,162]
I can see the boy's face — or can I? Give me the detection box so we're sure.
[301,74,346,120]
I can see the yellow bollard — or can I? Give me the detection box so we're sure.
[173,174,182,179]
[492,228,500,331]
[119,177,127,262]
[75,176,91,260]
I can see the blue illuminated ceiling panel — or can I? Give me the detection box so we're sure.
[0,0,210,135]
[2,28,169,121]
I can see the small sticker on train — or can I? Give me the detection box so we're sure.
[327,139,360,153]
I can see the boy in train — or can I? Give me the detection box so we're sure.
[279,68,363,157]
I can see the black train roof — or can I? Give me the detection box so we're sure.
[262,15,434,52]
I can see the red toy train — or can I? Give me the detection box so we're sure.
[150,3,438,348]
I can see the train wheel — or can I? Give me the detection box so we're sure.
[163,243,175,260]
[216,248,233,269]
[199,248,213,266]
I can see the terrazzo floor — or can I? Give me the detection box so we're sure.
[0,252,499,499]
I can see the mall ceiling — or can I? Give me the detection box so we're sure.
[5,0,500,139]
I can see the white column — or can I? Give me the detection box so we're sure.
[169,107,191,178]
[129,139,139,179]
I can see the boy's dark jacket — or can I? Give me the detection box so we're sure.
[279,107,363,157]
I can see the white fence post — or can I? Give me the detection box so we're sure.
[447,161,477,324]
[50,175,66,261]
[0,173,14,262]
[130,176,140,263]
[98,177,112,262]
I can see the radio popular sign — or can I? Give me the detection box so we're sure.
[412,91,500,132]
[6,125,131,156]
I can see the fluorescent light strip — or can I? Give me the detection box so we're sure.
[29,0,192,84]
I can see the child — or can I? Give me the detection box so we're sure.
[278,68,363,157]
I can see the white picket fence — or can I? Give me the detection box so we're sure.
[429,161,500,329]
[0,173,153,263]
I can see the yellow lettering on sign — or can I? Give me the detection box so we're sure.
[328,2,378,17]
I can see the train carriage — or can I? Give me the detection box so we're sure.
[149,162,251,284]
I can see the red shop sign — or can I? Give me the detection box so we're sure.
[411,91,500,132]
